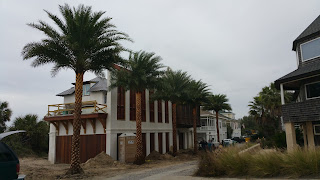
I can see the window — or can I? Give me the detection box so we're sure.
[314,125,320,135]
[305,81,320,99]
[300,37,320,61]
[117,87,125,120]
[83,84,90,96]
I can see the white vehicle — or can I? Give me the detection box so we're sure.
[222,139,234,146]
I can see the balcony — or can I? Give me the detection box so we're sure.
[46,101,107,116]
[282,98,320,123]
[43,101,108,135]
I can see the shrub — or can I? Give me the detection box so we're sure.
[196,147,320,178]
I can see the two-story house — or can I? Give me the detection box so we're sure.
[275,15,320,152]
[197,109,241,146]
[44,70,199,164]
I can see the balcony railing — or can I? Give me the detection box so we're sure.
[197,126,216,131]
[46,101,107,116]
[282,98,320,122]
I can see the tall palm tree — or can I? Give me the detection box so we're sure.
[110,51,163,165]
[153,68,191,156]
[203,94,232,143]
[22,4,130,174]
[0,101,12,133]
[185,80,210,154]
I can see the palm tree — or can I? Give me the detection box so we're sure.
[22,4,131,174]
[185,80,210,154]
[153,68,191,156]
[0,101,12,133]
[203,94,232,143]
[110,51,163,165]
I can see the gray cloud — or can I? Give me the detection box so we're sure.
[1,0,320,124]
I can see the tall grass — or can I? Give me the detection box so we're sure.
[196,147,320,178]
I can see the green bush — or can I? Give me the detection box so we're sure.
[2,114,49,157]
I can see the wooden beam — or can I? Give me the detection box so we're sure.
[61,121,68,135]
[51,122,59,135]
[98,118,106,133]
[89,119,96,134]
[81,119,87,134]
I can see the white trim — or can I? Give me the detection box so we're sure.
[314,124,320,135]
[305,80,320,100]
[300,36,320,62]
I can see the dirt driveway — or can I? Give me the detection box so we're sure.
[19,151,198,179]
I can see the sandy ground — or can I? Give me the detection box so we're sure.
[19,151,198,180]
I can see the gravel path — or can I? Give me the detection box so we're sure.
[102,160,198,180]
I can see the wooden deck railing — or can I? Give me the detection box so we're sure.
[46,101,107,116]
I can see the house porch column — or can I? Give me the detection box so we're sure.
[285,122,297,152]
[48,123,57,164]
[306,121,315,150]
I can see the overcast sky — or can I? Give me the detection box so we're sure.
[1,0,320,123]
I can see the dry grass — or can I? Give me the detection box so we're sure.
[196,147,320,178]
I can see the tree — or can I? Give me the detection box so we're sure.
[153,68,191,155]
[203,94,232,143]
[248,83,292,137]
[226,124,233,139]
[3,114,49,155]
[22,4,130,174]
[110,51,163,164]
[0,101,12,133]
[239,115,258,136]
[185,79,210,154]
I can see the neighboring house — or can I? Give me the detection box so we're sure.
[44,70,198,164]
[275,15,320,152]
[197,109,241,145]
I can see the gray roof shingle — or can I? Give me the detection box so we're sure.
[293,15,320,50]
[275,61,320,88]
[56,77,107,96]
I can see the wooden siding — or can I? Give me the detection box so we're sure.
[56,134,106,164]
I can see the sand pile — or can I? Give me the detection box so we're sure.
[159,153,174,160]
[82,151,115,168]
[146,151,161,160]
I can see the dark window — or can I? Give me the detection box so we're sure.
[165,101,169,123]
[117,87,125,120]
[158,100,162,123]
[130,90,136,121]
[142,90,146,122]
[301,38,320,61]
[149,90,155,122]
[306,82,320,99]
[0,143,17,162]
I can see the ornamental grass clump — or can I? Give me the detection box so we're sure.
[282,148,320,178]
[248,151,284,177]
[196,147,320,178]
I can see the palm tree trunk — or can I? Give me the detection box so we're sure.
[172,103,177,156]
[69,72,84,174]
[134,92,145,165]
[216,111,220,143]
[192,107,198,154]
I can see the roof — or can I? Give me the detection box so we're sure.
[293,15,320,51]
[274,61,320,89]
[200,109,237,121]
[56,77,107,96]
